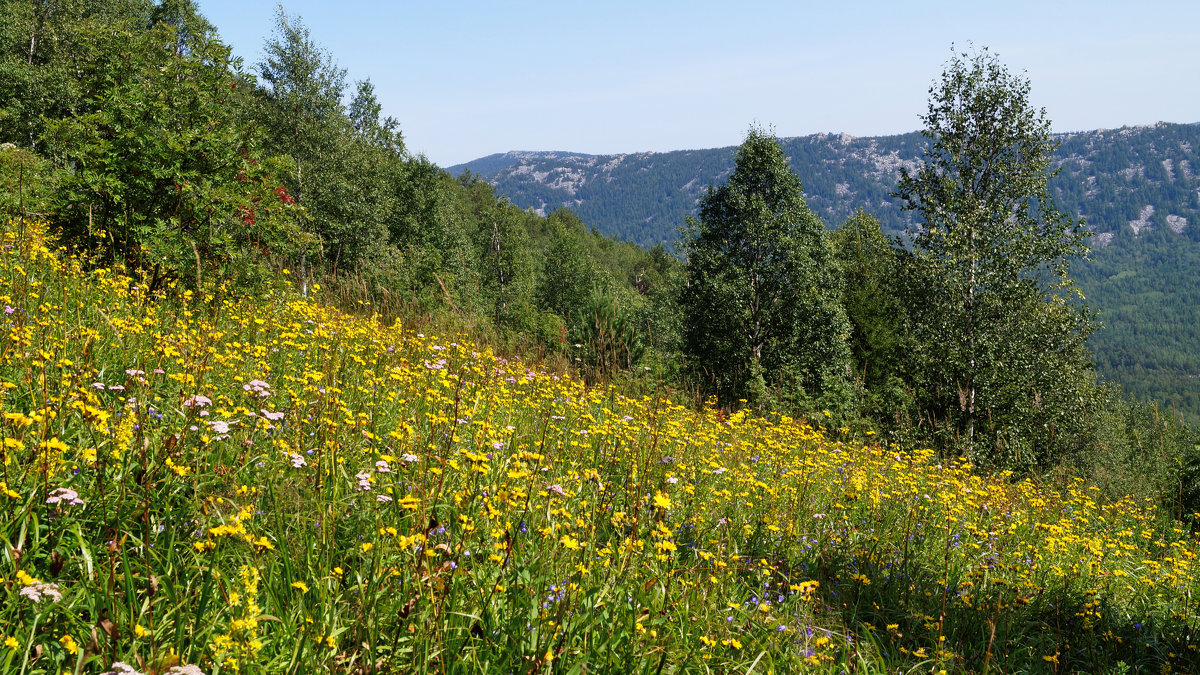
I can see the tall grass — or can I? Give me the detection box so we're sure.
[1,218,1199,673]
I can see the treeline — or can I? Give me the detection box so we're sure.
[0,0,675,376]
[664,50,1200,517]
[461,123,1200,422]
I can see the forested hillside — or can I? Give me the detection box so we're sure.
[453,123,1200,419]
[0,0,673,384]
[4,4,1200,671]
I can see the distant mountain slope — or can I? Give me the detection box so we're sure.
[450,124,1200,249]
[451,123,1200,419]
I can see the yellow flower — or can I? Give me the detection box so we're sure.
[291,581,309,594]
[653,492,672,509]
[361,542,374,553]
[59,634,78,654]
[134,624,149,638]
[4,635,18,649]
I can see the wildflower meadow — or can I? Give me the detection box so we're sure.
[1,217,1198,673]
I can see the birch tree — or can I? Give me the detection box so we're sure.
[896,47,1094,466]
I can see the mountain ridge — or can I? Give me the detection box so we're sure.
[448,122,1199,248]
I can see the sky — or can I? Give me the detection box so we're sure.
[196,0,1200,168]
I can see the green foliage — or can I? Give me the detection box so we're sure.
[465,180,536,327]
[830,210,909,391]
[894,47,1095,469]
[0,0,153,148]
[681,127,849,407]
[0,144,53,218]
[41,11,304,289]
[254,8,366,271]
[535,211,600,325]
[460,124,1200,421]
[573,291,645,384]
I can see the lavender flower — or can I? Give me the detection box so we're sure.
[46,487,83,506]
[182,394,212,408]
[243,379,271,397]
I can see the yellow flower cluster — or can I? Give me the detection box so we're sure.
[210,565,264,671]
[2,217,1200,671]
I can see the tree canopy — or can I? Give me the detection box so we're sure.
[681,127,849,406]
[895,46,1095,467]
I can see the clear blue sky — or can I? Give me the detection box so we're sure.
[196,0,1199,168]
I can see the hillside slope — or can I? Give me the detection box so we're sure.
[3,217,1200,672]
[452,123,1200,419]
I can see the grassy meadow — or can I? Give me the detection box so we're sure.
[1,217,1199,673]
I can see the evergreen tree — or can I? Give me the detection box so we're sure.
[681,127,849,406]
[831,210,911,397]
